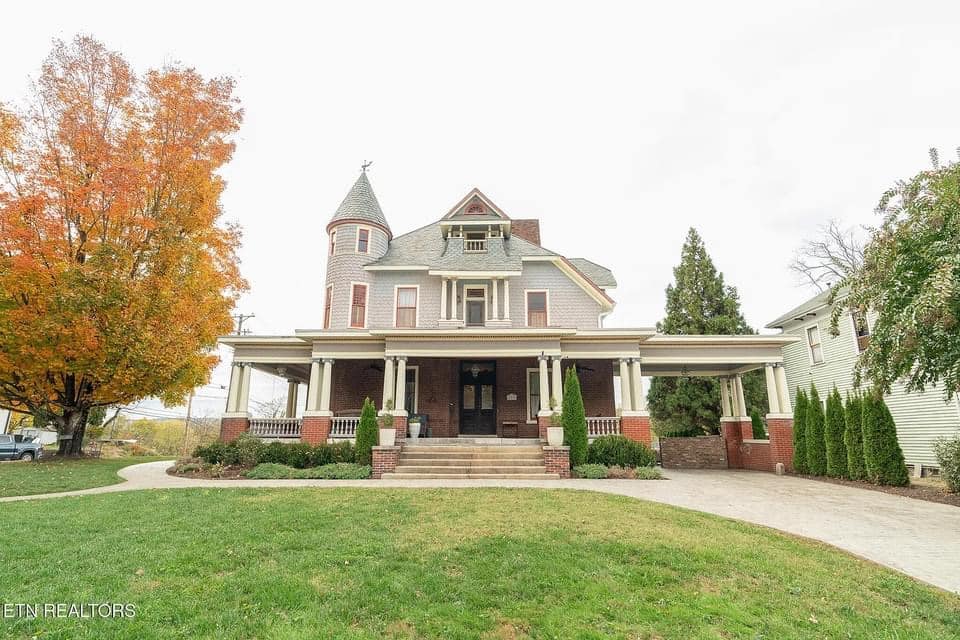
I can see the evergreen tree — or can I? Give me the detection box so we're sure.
[824,387,848,478]
[792,388,809,474]
[750,408,765,439]
[862,393,910,486]
[562,366,589,466]
[648,228,768,435]
[843,394,867,481]
[354,397,378,466]
[805,384,827,475]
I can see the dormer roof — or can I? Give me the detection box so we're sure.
[327,172,392,238]
[442,188,511,222]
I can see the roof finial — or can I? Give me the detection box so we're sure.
[361,160,373,173]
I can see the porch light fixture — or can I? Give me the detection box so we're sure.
[470,363,481,378]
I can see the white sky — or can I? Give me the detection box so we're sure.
[4,1,959,419]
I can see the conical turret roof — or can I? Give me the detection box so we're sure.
[327,172,391,237]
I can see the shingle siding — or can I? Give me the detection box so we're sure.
[324,223,388,329]
[780,306,960,468]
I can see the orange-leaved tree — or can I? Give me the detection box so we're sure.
[0,36,246,454]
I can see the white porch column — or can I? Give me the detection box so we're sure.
[225,363,242,413]
[439,278,448,321]
[319,359,334,414]
[285,380,299,418]
[719,377,731,417]
[619,359,633,413]
[551,356,563,410]
[503,278,511,320]
[450,279,458,320]
[492,278,500,320]
[630,359,644,413]
[774,365,792,413]
[538,355,551,413]
[381,356,395,412]
[764,365,780,414]
[394,356,407,414]
[306,359,321,412]
[734,374,747,417]
[237,364,252,414]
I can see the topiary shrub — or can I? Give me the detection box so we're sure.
[561,366,588,467]
[862,393,909,486]
[750,408,766,439]
[933,436,960,493]
[844,394,867,481]
[587,435,655,468]
[805,384,827,475]
[354,397,379,466]
[572,463,607,479]
[824,387,848,478]
[295,463,371,480]
[792,388,809,474]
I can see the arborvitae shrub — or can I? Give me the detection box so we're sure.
[792,388,809,474]
[562,366,589,467]
[354,397,379,466]
[843,394,867,481]
[862,393,909,486]
[805,384,827,476]
[824,387,848,478]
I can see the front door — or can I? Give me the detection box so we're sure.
[459,361,496,435]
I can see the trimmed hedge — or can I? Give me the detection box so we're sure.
[587,435,655,468]
[195,436,355,469]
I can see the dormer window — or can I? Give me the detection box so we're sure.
[356,228,370,254]
[465,231,487,252]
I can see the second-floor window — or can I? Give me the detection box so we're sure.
[323,285,332,329]
[852,310,870,352]
[527,291,547,327]
[357,228,370,254]
[350,284,367,328]
[807,324,824,364]
[395,287,417,328]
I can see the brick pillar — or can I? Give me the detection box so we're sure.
[543,445,571,478]
[720,418,743,468]
[621,415,651,445]
[537,415,552,440]
[301,415,331,444]
[219,416,249,442]
[392,415,408,439]
[766,416,794,472]
[372,445,400,478]
[739,420,755,441]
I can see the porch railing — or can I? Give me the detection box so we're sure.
[330,416,361,439]
[587,416,621,438]
[464,238,487,252]
[249,417,302,439]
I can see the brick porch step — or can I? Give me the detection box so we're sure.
[380,472,561,479]
[393,465,549,474]
[400,446,544,454]
[386,442,559,480]
[399,457,545,465]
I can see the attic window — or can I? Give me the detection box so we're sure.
[465,203,485,215]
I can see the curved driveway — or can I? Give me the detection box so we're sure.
[3,460,959,594]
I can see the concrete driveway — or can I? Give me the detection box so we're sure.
[3,460,959,594]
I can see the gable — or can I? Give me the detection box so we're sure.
[443,188,510,221]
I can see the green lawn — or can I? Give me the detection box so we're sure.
[1,489,957,639]
[0,456,167,497]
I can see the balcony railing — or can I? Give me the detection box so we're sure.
[587,416,621,439]
[249,418,301,439]
[330,416,361,439]
[464,238,487,252]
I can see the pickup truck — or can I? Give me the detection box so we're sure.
[0,433,43,461]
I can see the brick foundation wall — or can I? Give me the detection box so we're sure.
[301,416,331,444]
[392,415,408,439]
[740,440,773,471]
[219,416,249,442]
[720,420,743,468]
[621,415,652,445]
[543,445,570,478]
[660,435,728,469]
[372,446,400,478]
[766,417,794,473]
[537,415,551,440]
[330,359,383,415]
[739,420,755,441]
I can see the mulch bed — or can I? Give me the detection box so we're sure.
[798,474,960,507]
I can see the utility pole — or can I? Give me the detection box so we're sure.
[181,391,194,455]
[232,313,255,335]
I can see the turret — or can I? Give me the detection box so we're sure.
[322,171,391,330]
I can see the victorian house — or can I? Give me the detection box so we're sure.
[219,171,798,477]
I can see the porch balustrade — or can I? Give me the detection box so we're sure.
[587,416,621,438]
[330,416,361,439]
[464,238,487,252]
[249,417,302,438]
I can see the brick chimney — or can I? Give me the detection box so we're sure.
[511,219,541,246]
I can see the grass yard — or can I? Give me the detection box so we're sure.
[0,456,167,497]
[1,489,958,639]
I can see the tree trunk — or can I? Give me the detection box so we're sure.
[55,407,88,457]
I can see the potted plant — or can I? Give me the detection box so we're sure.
[408,416,422,440]
[547,411,564,447]
[379,399,397,447]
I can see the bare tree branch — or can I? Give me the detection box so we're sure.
[789,219,866,291]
